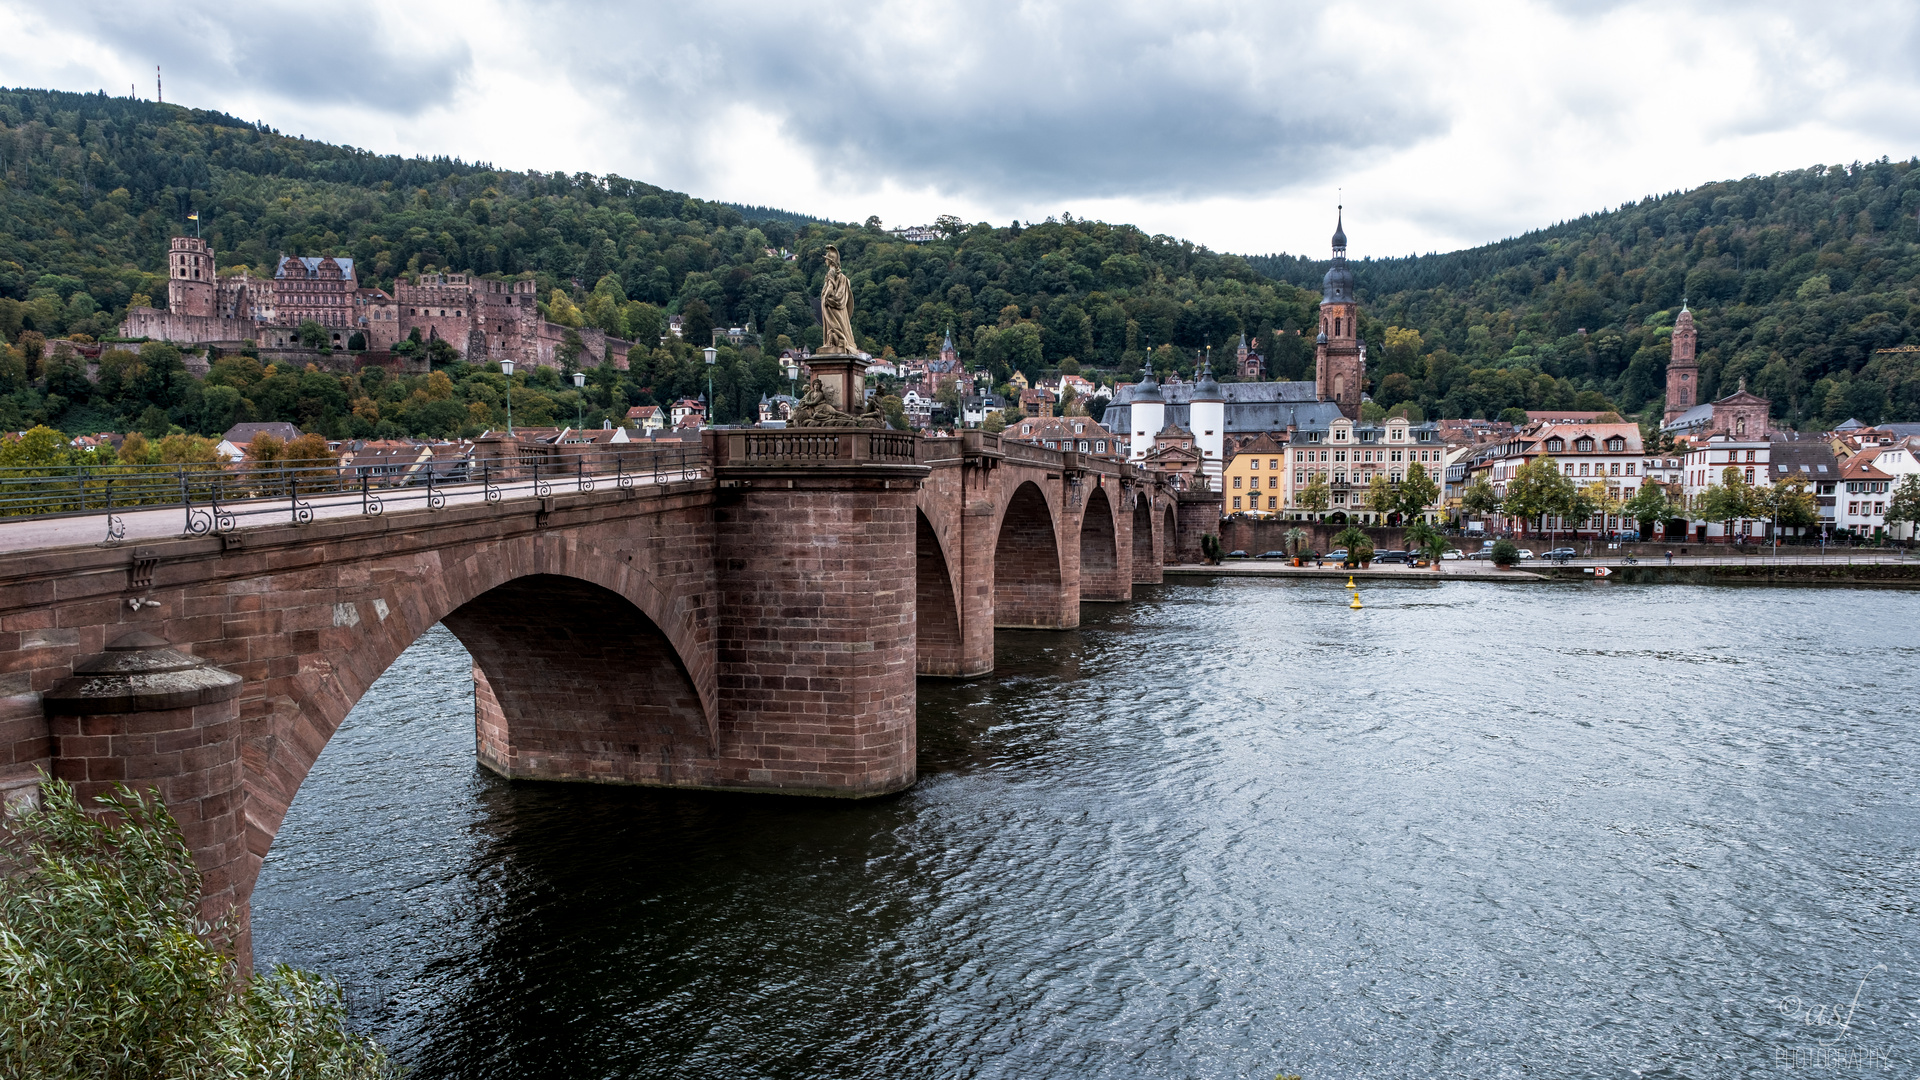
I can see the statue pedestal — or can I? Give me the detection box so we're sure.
[808,352,870,415]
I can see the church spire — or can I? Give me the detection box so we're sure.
[1331,205,1347,259]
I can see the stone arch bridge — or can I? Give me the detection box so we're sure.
[0,429,1218,958]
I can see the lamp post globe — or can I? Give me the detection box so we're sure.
[570,369,586,429]
[703,345,718,422]
[498,358,515,436]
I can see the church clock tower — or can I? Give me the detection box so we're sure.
[1663,301,1697,423]
[1314,209,1365,420]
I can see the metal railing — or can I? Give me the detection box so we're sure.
[0,442,708,545]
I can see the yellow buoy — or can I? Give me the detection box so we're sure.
[1345,575,1356,589]
[1349,590,1363,609]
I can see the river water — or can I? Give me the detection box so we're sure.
[252,580,1918,1078]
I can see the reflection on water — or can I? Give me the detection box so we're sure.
[253,581,1919,1078]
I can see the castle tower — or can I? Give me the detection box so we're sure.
[1127,361,1165,461]
[1190,351,1225,484]
[1664,300,1698,423]
[1314,209,1364,420]
[166,236,216,318]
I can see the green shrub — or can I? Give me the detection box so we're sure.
[0,777,394,1079]
[1492,538,1519,566]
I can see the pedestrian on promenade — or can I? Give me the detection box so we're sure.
[1665,550,1672,566]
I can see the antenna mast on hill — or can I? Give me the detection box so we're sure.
[156,66,162,103]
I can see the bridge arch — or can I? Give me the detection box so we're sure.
[1162,503,1178,564]
[1078,485,1126,601]
[247,535,716,879]
[993,479,1068,628]
[915,508,966,675]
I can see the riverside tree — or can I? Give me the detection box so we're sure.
[0,778,394,1079]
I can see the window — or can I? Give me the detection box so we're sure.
[1233,476,1242,488]
[1250,458,1260,470]
[1564,464,1575,475]
[1295,471,1304,484]
[1607,437,1624,451]
[1232,496,1242,509]
[1626,463,1635,476]
[1391,450,1403,462]
[1269,459,1278,469]
[1745,467,1755,483]
[1576,438,1594,452]
[1268,496,1277,510]
[1579,463,1589,476]
[1078,441,1089,452]
[1095,441,1105,453]
[1334,450,1347,462]
[1610,463,1620,475]
[1268,476,1278,489]
[1547,438,1564,452]
[1745,450,1755,462]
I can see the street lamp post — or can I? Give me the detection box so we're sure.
[786,356,799,398]
[499,358,515,436]
[703,345,718,424]
[571,369,586,430]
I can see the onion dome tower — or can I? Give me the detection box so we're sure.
[1314,208,1365,420]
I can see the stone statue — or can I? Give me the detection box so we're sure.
[819,244,856,354]
[792,376,856,427]
[792,376,884,429]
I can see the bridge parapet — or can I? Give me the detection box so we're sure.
[711,427,918,468]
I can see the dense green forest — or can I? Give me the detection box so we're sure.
[3,86,1918,440]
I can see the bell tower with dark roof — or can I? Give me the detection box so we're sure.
[1314,208,1365,420]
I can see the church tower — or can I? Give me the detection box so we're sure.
[1663,301,1698,423]
[1314,209,1364,420]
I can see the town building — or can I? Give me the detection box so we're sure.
[960,391,1006,428]
[1661,304,1771,440]
[1766,438,1840,535]
[626,405,666,435]
[1681,434,1772,541]
[1834,443,1917,539]
[1223,432,1288,515]
[1001,416,1122,459]
[1280,415,1445,523]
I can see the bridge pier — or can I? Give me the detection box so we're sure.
[709,430,929,795]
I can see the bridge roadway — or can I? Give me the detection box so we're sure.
[0,427,1217,964]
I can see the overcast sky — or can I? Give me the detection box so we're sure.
[5,0,1918,259]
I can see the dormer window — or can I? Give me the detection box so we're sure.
[1546,438,1564,452]
[1607,437,1624,452]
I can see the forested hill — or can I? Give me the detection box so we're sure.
[4,85,1918,433]
[1249,162,1920,428]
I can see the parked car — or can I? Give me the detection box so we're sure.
[1375,550,1411,564]
[1617,531,1641,541]
[1324,548,1348,563]
[1226,550,1249,559]
[1516,549,1537,560]
[1441,549,1465,561]
[1545,547,1577,560]
[1465,549,1492,560]
[1256,550,1287,559]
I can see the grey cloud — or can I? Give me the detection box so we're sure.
[49,2,470,116]
[539,0,1447,202]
